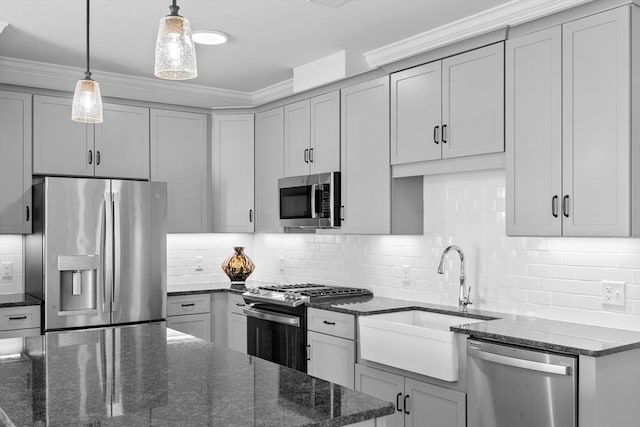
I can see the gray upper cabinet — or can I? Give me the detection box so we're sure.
[341,77,391,235]
[94,104,149,179]
[33,95,94,176]
[391,43,504,165]
[507,6,635,237]
[255,107,284,233]
[212,114,255,233]
[284,90,339,177]
[0,91,32,234]
[150,109,209,233]
[33,95,150,180]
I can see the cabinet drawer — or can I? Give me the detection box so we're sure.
[307,308,355,340]
[0,328,41,339]
[0,306,40,331]
[228,293,248,315]
[167,294,210,316]
[167,313,211,341]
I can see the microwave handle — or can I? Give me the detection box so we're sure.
[310,184,318,217]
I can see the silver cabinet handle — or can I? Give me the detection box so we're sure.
[243,307,300,327]
[468,347,571,375]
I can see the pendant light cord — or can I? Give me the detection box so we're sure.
[169,0,180,16]
[85,0,91,80]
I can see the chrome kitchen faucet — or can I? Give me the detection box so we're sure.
[437,245,472,312]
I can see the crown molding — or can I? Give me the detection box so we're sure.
[364,0,595,68]
[0,56,253,109]
[251,78,294,107]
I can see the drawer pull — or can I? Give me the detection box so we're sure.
[9,316,28,320]
[181,303,195,307]
[322,320,336,325]
[236,303,246,307]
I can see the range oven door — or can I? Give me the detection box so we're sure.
[244,303,307,373]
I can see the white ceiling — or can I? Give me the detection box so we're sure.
[0,0,514,94]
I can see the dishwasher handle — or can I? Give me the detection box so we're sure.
[468,346,571,376]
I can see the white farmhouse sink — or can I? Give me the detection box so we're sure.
[359,310,487,381]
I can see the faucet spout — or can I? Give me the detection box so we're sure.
[437,245,472,312]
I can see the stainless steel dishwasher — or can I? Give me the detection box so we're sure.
[467,338,577,427]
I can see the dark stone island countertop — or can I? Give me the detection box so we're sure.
[0,322,393,427]
[0,293,41,308]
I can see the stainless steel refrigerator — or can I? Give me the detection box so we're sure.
[26,177,167,331]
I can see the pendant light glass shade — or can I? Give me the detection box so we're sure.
[72,79,103,123]
[71,0,103,123]
[155,11,197,80]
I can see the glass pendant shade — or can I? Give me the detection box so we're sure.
[71,79,103,123]
[155,15,197,80]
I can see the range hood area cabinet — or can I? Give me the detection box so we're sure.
[283,90,340,178]
[0,91,32,234]
[32,95,150,180]
[390,43,504,165]
[212,114,255,233]
[150,109,209,233]
[506,6,639,237]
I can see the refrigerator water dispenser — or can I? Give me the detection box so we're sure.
[58,255,100,312]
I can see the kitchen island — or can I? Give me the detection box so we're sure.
[0,323,394,426]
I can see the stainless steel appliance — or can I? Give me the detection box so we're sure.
[467,338,577,427]
[26,177,167,331]
[278,172,340,228]
[242,284,372,372]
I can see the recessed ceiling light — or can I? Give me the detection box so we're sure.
[192,30,229,45]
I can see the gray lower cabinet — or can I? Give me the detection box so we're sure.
[0,305,41,339]
[306,308,356,388]
[166,294,211,341]
[227,293,247,353]
[0,91,32,234]
[150,109,209,233]
[355,363,465,427]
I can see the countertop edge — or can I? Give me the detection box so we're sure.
[0,294,42,308]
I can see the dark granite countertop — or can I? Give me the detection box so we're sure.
[0,322,394,427]
[312,295,640,357]
[167,281,278,297]
[0,293,41,308]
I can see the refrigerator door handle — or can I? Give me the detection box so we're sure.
[112,191,121,313]
[102,192,113,313]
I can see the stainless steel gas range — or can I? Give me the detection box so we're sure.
[242,284,372,373]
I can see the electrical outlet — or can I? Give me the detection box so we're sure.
[195,256,203,272]
[279,256,286,272]
[1,262,12,278]
[602,281,626,306]
[402,265,411,283]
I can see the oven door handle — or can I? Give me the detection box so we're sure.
[243,307,301,327]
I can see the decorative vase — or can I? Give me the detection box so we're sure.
[221,247,255,290]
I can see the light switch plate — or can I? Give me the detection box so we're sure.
[195,256,203,271]
[602,281,625,306]
[402,265,411,283]
[1,262,12,278]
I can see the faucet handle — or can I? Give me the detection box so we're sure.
[464,286,472,306]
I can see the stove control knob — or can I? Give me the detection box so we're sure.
[293,292,302,300]
[250,287,260,294]
[284,291,294,301]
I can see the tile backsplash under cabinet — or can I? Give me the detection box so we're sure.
[3,170,639,331]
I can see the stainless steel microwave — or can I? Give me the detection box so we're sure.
[278,172,341,228]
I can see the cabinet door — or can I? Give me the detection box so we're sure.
[562,7,631,236]
[212,114,255,233]
[341,76,391,234]
[284,99,311,177]
[95,103,149,180]
[151,109,209,232]
[310,91,340,174]
[355,364,404,427]
[0,91,32,234]
[307,331,355,388]
[33,95,94,176]
[506,27,562,236]
[167,313,211,341]
[404,378,465,427]
[442,43,504,159]
[255,107,284,233]
[227,312,247,353]
[391,62,442,164]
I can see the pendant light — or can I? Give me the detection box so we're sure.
[154,0,197,80]
[71,0,103,123]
